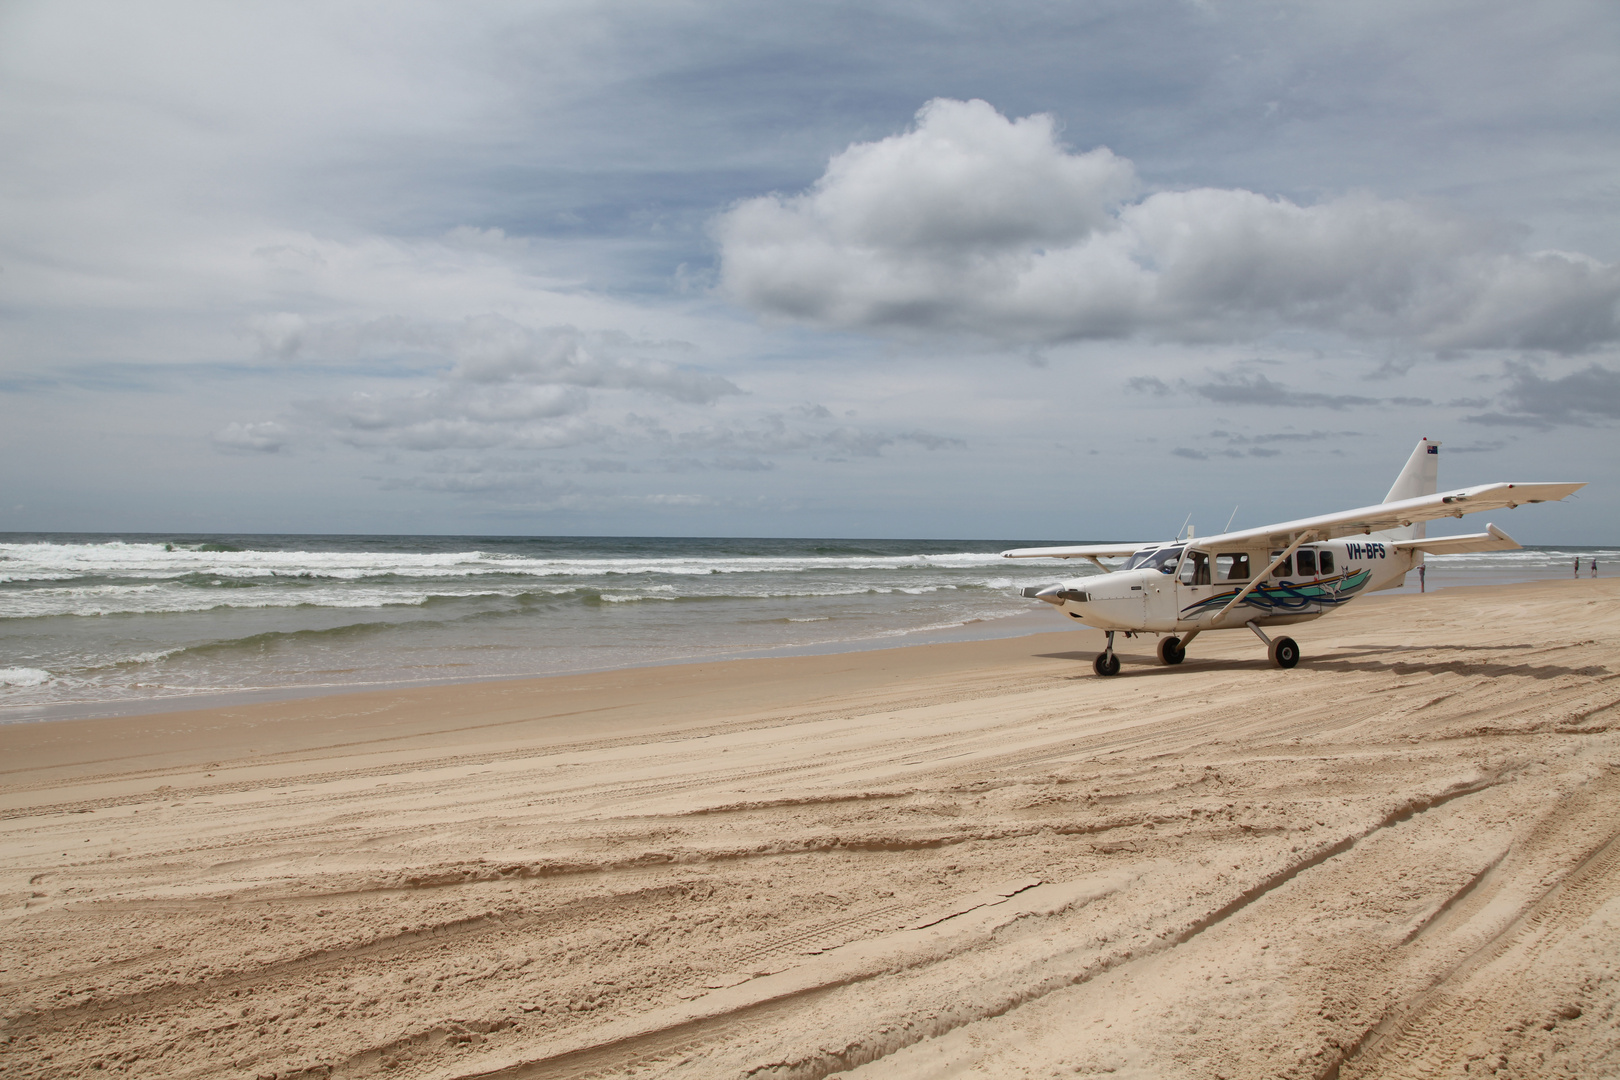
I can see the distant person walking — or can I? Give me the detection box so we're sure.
[1419,565,1426,593]
[1576,557,1582,578]
[1594,558,1599,577]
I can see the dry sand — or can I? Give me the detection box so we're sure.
[3,579,1619,1079]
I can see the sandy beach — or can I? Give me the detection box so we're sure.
[2,578,1618,1079]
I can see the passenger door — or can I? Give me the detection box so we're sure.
[1175,549,1214,625]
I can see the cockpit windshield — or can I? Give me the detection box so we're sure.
[1123,546,1184,573]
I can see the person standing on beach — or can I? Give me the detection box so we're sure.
[1594,558,1599,577]
[1419,565,1426,592]
[1576,557,1582,578]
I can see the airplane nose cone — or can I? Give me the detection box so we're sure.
[1022,584,1090,606]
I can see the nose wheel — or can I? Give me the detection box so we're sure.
[1093,630,1122,676]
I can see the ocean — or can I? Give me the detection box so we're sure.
[1,533,1612,721]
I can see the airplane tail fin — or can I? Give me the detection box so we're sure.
[1381,437,1440,540]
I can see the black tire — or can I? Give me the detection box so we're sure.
[1093,652,1121,677]
[1158,636,1185,665]
[1269,636,1300,669]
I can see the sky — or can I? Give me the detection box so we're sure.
[2,0,1617,541]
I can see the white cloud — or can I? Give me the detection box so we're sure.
[449,318,740,404]
[271,317,753,455]
[717,99,1620,352]
[273,316,962,471]
[211,420,288,453]
[798,98,1134,252]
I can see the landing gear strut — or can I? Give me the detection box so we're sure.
[1093,631,1121,677]
[1248,621,1300,669]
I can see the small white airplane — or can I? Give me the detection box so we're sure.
[1003,438,1584,675]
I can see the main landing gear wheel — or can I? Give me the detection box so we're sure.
[1093,652,1121,677]
[1157,636,1186,665]
[1269,636,1300,669]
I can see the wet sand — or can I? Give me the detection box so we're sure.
[2,578,1618,1078]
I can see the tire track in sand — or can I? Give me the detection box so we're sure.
[403,777,1510,1080]
[1326,764,1620,1080]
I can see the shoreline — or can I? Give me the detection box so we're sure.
[0,578,1582,783]
[3,566,1595,726]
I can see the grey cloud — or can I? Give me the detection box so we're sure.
[1465,363,1620,428]
[1192,373,1380,410]
[1210,429,1363,444]
[657,455,777,474]
[1182,427,1364,460]
[374,453,592,498]
[710,456,775,472]
[717,100,1620,353]
[1126,376,1173,396]
[381,473,560,495]
[1459,412,1556,430]
[1204,447,1285,459]
[633,411,964,461]
[312,384,601,452]
[898,431,968,451]
[1502,363,1620,422]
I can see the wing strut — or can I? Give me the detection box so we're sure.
[1210,531,1317,624]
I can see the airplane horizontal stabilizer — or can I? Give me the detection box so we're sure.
[1392,523,1520,555]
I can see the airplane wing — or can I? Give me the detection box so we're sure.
[1001,542,1151,560]
[1200,481,1585,548]
[999,482,1581,561]
[1392,523,1521,555]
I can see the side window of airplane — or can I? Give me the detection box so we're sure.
[1215,553,1250,581]
[1179,550,1211,586]
[1319,550,1335,575]
[1296,549,1317,576]
[1270,552,1292,578]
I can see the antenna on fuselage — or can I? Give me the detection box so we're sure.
[1175,512,1192,541]
[1223,505,1239,534]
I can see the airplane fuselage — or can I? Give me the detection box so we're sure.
[1047,535,1417,634]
